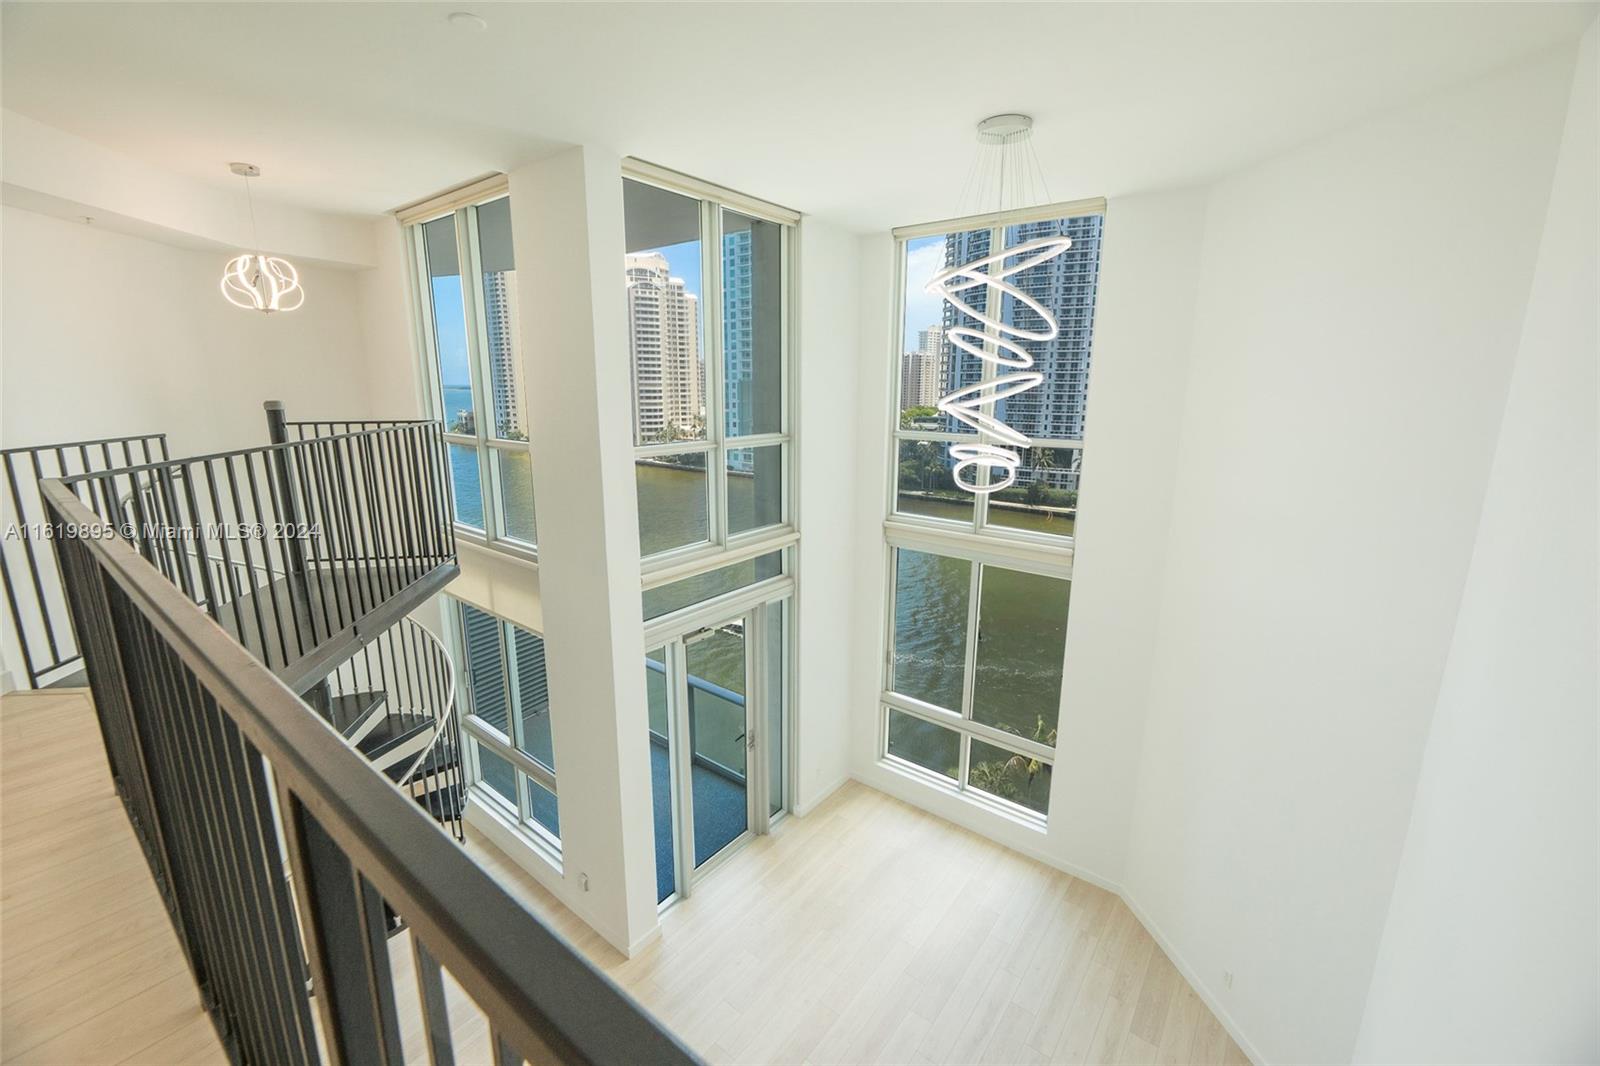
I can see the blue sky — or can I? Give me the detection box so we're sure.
[438,243,704,389]
[903,235,946,349]
[433,275,471,388]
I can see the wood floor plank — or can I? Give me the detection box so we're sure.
[3,691,1249,1066]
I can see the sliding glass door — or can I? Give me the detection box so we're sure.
[646,598,785,905]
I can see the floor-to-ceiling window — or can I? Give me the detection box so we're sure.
[449,597,560,858]
[404,179,538,555]
[623,163,796,903]
[881,200,1105,823]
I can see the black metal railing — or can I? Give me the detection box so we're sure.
[59,422,457,693]
[280,417,437,441]
[43,478,698,1066]
[321,614,467,839]
[1,433,170,688]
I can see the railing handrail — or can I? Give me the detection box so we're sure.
[41,477,697,1065]
[0,430,168,456]
[282,418,436,427]
[388,617,460,788]
[55,423,442,487]
[643,654,745,707]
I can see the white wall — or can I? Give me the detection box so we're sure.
[1353,23,1598,1063]
[792,216,862,813]
[492,145,660,956]
[1,205,377,456]
[1118,45,1580,1065]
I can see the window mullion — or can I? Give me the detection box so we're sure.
[961,560,982,724]
[408,227,445,420]
[704,200,727,549]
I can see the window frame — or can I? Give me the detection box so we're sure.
[623,160,800,581]
[446,597,561,861]
[886,197,1106,554]
[877,196,1107,826]
[404,177,539,563]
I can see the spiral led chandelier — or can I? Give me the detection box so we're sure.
[219,163,304,314]
[931,114,1069,494]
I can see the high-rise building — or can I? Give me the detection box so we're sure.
[722,227,752,443]
[481,271,525,439]
[940,215,1103,488]
[625,252,702,443]
[900,325,944,409]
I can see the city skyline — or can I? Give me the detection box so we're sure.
[626,250,703,443]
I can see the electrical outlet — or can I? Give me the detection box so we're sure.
[1223,970,1234,990]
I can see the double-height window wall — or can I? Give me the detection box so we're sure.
[404,180,538,554]
[623,164,796,905]
[881,200,1105,823]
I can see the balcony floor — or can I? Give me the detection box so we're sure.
[2,689,1249,1065]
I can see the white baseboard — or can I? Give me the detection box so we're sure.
[793,771,850,816]
[1121,888,1265,1066]
[463,794,642,957]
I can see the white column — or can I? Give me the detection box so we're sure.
[508,145,659,955]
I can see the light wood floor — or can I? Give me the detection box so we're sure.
[1,690,1246,1065]
[1,690,228,1065]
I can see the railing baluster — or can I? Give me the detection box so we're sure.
[280,794,405,1066]
[412,939,456,1066]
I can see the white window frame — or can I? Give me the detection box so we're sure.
[403,176,539,564]
[886,197,1106,554]
[623,160,800,584]
[445,596,561,863]
[877,196,1107,825]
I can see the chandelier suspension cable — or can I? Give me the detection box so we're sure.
[220,162,304,314]
[243,173,262,250]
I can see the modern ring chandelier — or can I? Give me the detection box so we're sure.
[930,114,1070,494]
[219,163,304,314]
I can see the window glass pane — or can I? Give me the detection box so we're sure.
[525,775,559,838]
[726,445,782,535]
[510,626,553,770]
[968,738,1051,816]
[686,623,747,867]
[477,197,526,443]
[424,214,475,435]
[474,742,517,807]
[491,446,536,545]
[901,228,990,432]
[642,551,782,621]
[461,604,508,733]
[985,447,1079,539]
[624,180,705,447]
[971,565,1069,742]
[995,216,1103,444]
[886,708,959,781]
[721,210,782,438]
[448,444,484,530]
[895,439,973,525]
[891,549,970,712]
[635,453,708,556]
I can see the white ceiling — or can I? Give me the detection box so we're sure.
[2,2,1594,231]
